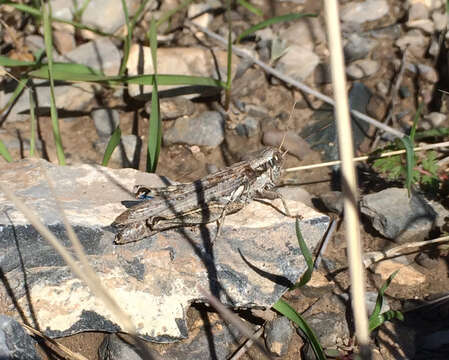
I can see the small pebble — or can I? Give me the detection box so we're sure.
[320,191,344,215]
[424,112,447,127]
[340,0,389,24]
[235,116,260,137]
[415,252,440,269]
[417,64,438,83]
[265,317,294,357]
[346,59,379,79]
[376,80,390,96]
[53,29,76,54]
[92,109,120,138]
[408,2,429,20]
[163,111,225,147]
[433,12,448,31]
[399,86,411,98]
[406,19,434,34]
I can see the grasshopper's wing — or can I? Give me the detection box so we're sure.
[133,183,194,199]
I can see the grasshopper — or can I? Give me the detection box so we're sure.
[112,147,289,244]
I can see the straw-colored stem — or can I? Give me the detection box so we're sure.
[285,140,449,172]
[363,235,449,268]
[185,20,404,139]
[323,0,370,354]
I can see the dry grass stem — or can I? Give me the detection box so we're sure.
[285,140,449,173]
[229,325,264,360]
[0,182,136,334]
[21,323,89,360]
[185,20,405,139]
[371,47,409,150]
[324,0,370,353]
[363,235,449,268]
[197,286,272,359]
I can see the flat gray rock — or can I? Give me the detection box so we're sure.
[360,187,437,243]
[163,111,225,147]
[0,159,329,341]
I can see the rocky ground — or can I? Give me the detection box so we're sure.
[1,0,449,359]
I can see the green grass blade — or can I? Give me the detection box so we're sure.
[409,102,423,143]
[101,126,122,166]
[42,1,65,165]
[29,88,37,157]
[156,0,193,28]
[121,74,225,87]
[29,64,226,87]
[223,0,232,109]
[73,0,91,21]
[369,270,398,319]
[236,13,317,43]
[118,0,151,75]
[369,270,403,332]
[0,77,27,115]
[226,0,232,90]
[369,310,404,333]
[149,19,158,74]
[0,138,13,162]
[0,55,38,67]
[146,18,161,173]
[119,0,132,76]
[399,136,414,195]
[29,62,104,78]
[273,299,326,360]
[129,0,151,29]
[292,218,314,289]
[414,127,449,139]
[236,0,263,16]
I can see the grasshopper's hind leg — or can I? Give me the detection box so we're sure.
[114,221,157,244]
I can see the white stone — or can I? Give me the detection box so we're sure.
[424,112,447,127]
[56,38,121,76]
[279,18,326,50]
[340,0,389,24]
[408,2,429,20]
[407,0,443,10]
[81,0,142,34]
[188,3,213,28]
[275,45,320,81]
[417,63,438,83]
[433,12,448,31]
[374,260,426,286]
[346,59,380,79]
[395,29,429,57]
[406,19,435,33]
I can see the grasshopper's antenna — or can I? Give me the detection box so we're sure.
[279,132,287,151]
[278,100,298,155]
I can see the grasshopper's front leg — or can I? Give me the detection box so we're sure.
[256,189,293,217]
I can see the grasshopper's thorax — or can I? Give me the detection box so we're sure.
[247,147,284,191]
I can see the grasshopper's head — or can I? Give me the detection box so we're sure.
[248,147,285,184]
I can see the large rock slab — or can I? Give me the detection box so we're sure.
[0,159,329,341]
